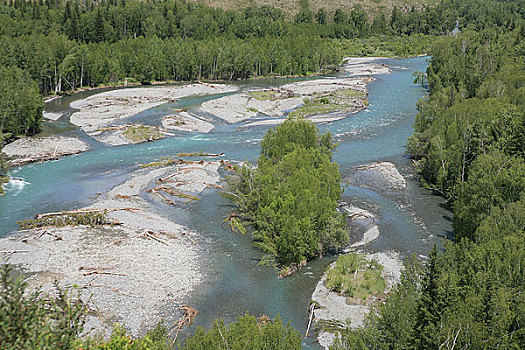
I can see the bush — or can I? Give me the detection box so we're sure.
[0,263,86,350]
[181,314,301,350]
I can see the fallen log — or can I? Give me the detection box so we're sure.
[304,302,316,338]
[0,250,29,254]
[81,270,126,277]
[35,207,139,219]
[171,305,199,344]
[181,232,197,245]
[113,230,172,246]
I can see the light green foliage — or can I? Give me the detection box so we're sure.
[0,264,86,350]
[141,158,179,168]
[288,99,343,118]
[247,90,284,101]
[76,324,170,350]
[123,126,164,144]
[0,152,8,196]
[226,119,347,267]
[325,253,386,300]
[181,314,301,350]
[453,152,524,241]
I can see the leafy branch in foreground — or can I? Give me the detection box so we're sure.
[0,263,86,350]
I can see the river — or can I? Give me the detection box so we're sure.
[0,56,451,348]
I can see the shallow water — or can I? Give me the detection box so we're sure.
[0,56,451,348]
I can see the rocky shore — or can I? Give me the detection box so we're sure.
[311,161,407,348]
[0,159,226,336]
[347,161,407,192]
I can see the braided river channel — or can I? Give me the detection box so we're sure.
[0,56,452,348]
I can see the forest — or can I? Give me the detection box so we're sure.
[334,16,524,350]
[1,0,522,144]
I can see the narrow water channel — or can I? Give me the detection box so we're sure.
[0,56,451,348]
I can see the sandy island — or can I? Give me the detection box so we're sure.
[199,77,373,125]
[311,251,404,349]
[2,136,90,167]
[343,57,392,76]
[0,159,226,336]
[69,83,238,143]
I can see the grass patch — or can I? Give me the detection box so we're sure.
[288,88,366,119]
[288,98,344,118]
[140,157,178,168]
[247,90,282,101]
[176,152,209,157]
[333,88,365,99]
[123,125,163,144]
[324,253,386,300]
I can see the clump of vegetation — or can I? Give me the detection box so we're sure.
[0,154,8,196]
[141,158,179,168]
[324,253,386,301]
[123,125,163,144]
[17,212,110,229]
[76,324,171,350]
[288,88,365,119]
[248,90,278,100]
[226,119,348,268]
[332,89,365,99]
[0,263,86,350]
[175,152,208,157]
[182,314,301,350]
[247,90,290,101]
[288,98,343,118]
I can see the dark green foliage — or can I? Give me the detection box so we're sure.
[0,66,43,139]
[407,27,524,240]
[0,263,86,350]
[181,314,301,350]
[17,212,110,229]
[227,119,347,267]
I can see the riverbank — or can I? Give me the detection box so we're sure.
[0,159,226,336]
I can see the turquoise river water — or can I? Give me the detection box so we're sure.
[0,56,452,348]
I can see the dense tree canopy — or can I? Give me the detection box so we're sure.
[0,66,43,141]
[226,120,347,268]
